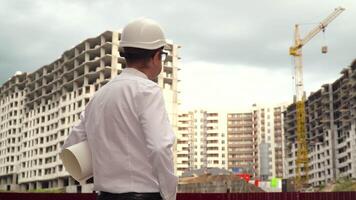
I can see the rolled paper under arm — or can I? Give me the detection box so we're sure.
[59,141,93,184]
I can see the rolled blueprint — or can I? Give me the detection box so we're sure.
[60,141,93,185]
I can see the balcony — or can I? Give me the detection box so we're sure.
[206,143,219,148]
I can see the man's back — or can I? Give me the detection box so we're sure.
[85,68,165,192]
[62,18,177,200]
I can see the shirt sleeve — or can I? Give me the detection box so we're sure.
[61,111,87,150]
[137,83,178,200]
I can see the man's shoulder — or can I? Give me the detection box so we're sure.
[114,74,160,92]
[137,80,160,97]
[138,78,159,88]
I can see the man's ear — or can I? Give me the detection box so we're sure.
[152,50,161,65]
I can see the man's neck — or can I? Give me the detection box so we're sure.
[127,66,153,80]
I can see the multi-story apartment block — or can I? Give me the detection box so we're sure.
[204,112,227,170]
[227,113,257,176]
[307,84,335,186]
[284,59,356,187]
[177,105,287,180]
[176,112,195,175]
[332,67,356,180]
[176,110,227,176]
[225,104,287,180]
[284,85,338,187]
[0,30,180,192]
[252,104,287,180]
[0,72,27,191]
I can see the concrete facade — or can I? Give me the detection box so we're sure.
[252,104,287,180]
[0,31,180,192]
[176,111,228,176]
[177,104,287,180]
[227,113,257,176]
[176,112,194,176]
[284,60,356,187]
[0,72,27,191]
[226,104,287,180]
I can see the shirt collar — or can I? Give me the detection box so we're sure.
[122,67,149,80]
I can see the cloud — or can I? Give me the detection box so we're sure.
[0,0,355,110]
[179,61,293,111]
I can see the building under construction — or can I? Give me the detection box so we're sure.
[284,60,356,187]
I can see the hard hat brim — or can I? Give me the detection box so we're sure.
[119,39,167,50]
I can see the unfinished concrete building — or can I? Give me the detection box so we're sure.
[285,84,339,187]
[0,72,27,191]
[308,84,335,185]
[333,66,356,179]
[284,103,297,180]
[0,31,180,192]
[284,60,356,187]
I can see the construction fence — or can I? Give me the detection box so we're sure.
[0,192,356,200]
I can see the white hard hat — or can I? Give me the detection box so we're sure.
[120,18,166,50]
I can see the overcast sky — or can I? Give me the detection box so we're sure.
[1,0,355,111]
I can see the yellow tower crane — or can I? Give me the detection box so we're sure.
[289,6,345,191]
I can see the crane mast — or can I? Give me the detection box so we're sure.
[289,7,345,191]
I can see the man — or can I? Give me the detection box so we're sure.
[62,18,177,200]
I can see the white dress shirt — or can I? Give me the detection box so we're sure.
[62,68,177,200]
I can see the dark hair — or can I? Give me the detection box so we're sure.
[121,47,162,64]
